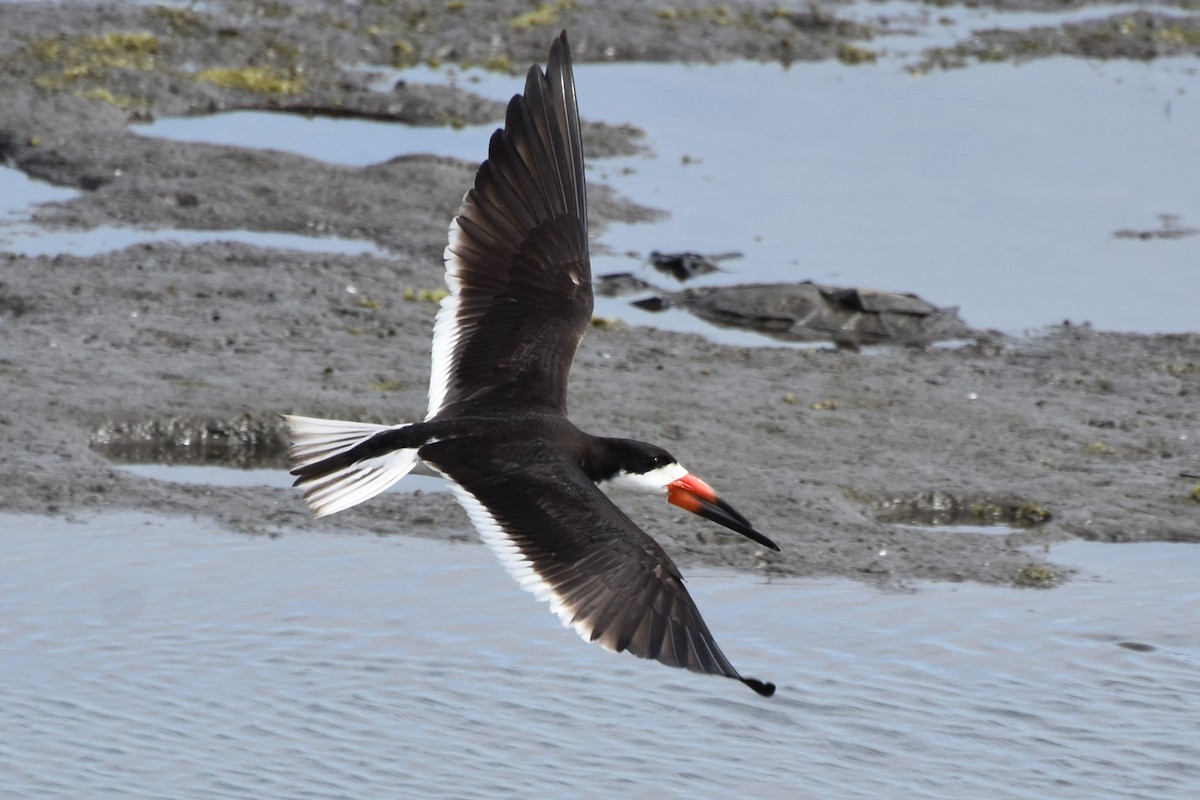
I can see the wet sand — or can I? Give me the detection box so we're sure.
[1,0,1197,587]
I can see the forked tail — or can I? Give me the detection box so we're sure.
[282,415,421,517]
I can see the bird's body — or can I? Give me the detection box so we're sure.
[285,32,777,697]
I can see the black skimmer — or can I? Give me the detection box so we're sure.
[284,32,778,697]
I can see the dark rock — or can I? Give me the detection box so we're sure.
[596,272,656,297]
[648,250,742,281]
[662,281,978,346]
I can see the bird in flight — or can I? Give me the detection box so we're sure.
[284,31,777,697]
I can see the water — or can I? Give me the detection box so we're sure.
[892,522,1022,536]
[2,510,1197,798]
[0,218,389,259]
[0,164,78,217]
[0,165,392,258]
[576,57,1200,336]
[137,110,499,167]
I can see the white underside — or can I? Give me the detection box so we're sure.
[436,469,600,646]
[282,414,420,518]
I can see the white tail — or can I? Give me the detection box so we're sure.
[282,415,420,518]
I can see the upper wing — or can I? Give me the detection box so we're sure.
[429,31,591,420]
[421,438,775,696]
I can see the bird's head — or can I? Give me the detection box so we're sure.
[599,439,780,552]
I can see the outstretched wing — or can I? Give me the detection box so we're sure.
[429,31,591,420]
[421,438,776,697]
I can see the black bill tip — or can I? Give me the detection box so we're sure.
[696,498,781,552]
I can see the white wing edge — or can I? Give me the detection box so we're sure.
[427,211,469,421]
[436,470,601,647]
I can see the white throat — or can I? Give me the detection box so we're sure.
[603,462,688,494]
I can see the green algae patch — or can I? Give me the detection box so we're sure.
[654,6,740,26]
[1012,564,1057,589]
[965,500,1052,527]
[482,54,513,74]
[402,287,449,304]
[1163,362,1200,376]
[29,32,160,90]
[872,490,1054,529]
[194,66,305,96]
[77,86,148,110]
[390,39,418,68]
[1153,24,1200,47]
[30,32,160,69]
[147,5,205,36]
[589,316,623,331]
[836,43,877,65]
[508,0,574,30]
[1014,503,1052,526]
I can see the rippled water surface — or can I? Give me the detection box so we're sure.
[2,512,1198,798]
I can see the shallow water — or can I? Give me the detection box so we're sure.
[137,109,498,166]
[577,57,1200,336]
[0,211,387,261]
[2,511,1198,798]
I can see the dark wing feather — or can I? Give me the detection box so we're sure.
[429,32,591,419]
[422,437,775,696]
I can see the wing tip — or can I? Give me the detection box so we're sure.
[549,29,571,70]
[742,677,776,697]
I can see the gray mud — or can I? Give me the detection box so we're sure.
[1,0,1198,589]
